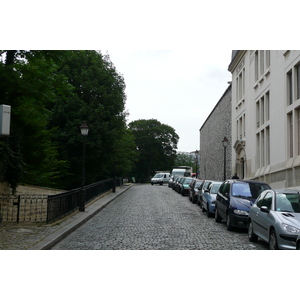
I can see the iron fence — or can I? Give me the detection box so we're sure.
[46,178,123,223]
[0,178,123,224]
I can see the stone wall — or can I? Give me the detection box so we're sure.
[0,184,67,223]
[16,185,67,195]
[199,85,232,181]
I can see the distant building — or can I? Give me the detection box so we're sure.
[199,84,232,180]
[228,50,300,188]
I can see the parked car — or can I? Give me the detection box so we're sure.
[173,176,183,192]
[215,179,270,231]
[188,179,204,204]
[197,180,213,207]
[248,189,300,249]
[168,175,175,188]
[178,177,193,196]
[151,172,170,185]
[201,181,222,217]
[176,177,187,194]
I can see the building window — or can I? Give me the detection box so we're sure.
[254,50,270,84]
[266,126,270,165]
[256,133,260,168]
[288,112,294,158]
[236,68,245,102]
[256,91,270,128]
[287,70,293,105]
[260,50,264,76]
[256,101,259,128]
[266,50,270,69]
[297,64,300,100]
[261,130,265,166]
[261,96,265,126]
[256,91,271,167]
[255,51,259,82]
[266,91,270,121]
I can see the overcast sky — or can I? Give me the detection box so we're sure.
[106,50,232,152]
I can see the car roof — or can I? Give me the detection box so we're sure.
[230,179,270,184]
[272,188,300,194]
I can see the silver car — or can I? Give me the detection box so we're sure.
[296,235,300,250]
[248,189,300,250]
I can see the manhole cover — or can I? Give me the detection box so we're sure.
[6,228,34,233]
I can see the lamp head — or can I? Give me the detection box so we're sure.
[80,122,89,136]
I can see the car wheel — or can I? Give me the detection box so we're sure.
[199,198,203,209]
[269,230,279,250]
[296,242,300,250]
[206,204,211,217]
[202,203,206,212]
[248,220,258,242]
[226,213,233,231]
[215,206,222,223]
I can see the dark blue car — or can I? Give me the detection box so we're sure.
[215,179,270,231]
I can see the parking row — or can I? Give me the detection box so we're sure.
[167,175,300,250]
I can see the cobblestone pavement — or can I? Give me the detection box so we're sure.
[0,185,131,250]
[52,184,269,250]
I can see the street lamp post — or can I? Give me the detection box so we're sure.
[79,121,89,212]
[222,137,228,181]
[194,150,199,178]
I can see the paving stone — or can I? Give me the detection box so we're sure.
[52,184,269,250]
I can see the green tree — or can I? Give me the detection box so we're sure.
[0,50,136,191]
[50,51,131,188]
[174,152,194,167]
[0,50,72,191]
[128,119,179,182]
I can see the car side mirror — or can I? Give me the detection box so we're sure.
[260,206,270,213]
[204,189,209,193]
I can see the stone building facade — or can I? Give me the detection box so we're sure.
[229,50,300,188]
[199,84,232,181]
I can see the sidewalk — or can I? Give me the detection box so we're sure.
[0,184,132,250]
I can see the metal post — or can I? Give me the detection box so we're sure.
[79,136,86,212]
[223,145,227,181]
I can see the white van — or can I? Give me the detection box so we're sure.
[151,172,171,185]
[171,166,192,177]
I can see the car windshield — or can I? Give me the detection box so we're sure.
[232,182,269,199]
[211,184,221,194]
[276,193,300,213]
[154,174,163,178]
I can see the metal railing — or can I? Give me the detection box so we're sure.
[0,178,123,224]
[46,178,123,223]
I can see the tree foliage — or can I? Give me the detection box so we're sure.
[0,50,137,191]
[0,50,73,191]
[128,119,179,181]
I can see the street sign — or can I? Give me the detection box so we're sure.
[0,104,11,136]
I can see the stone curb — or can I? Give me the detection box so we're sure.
[27,185,133,250]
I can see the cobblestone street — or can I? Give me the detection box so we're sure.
[52,184,268,250]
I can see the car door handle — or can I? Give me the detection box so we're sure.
[256,212,259,217]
